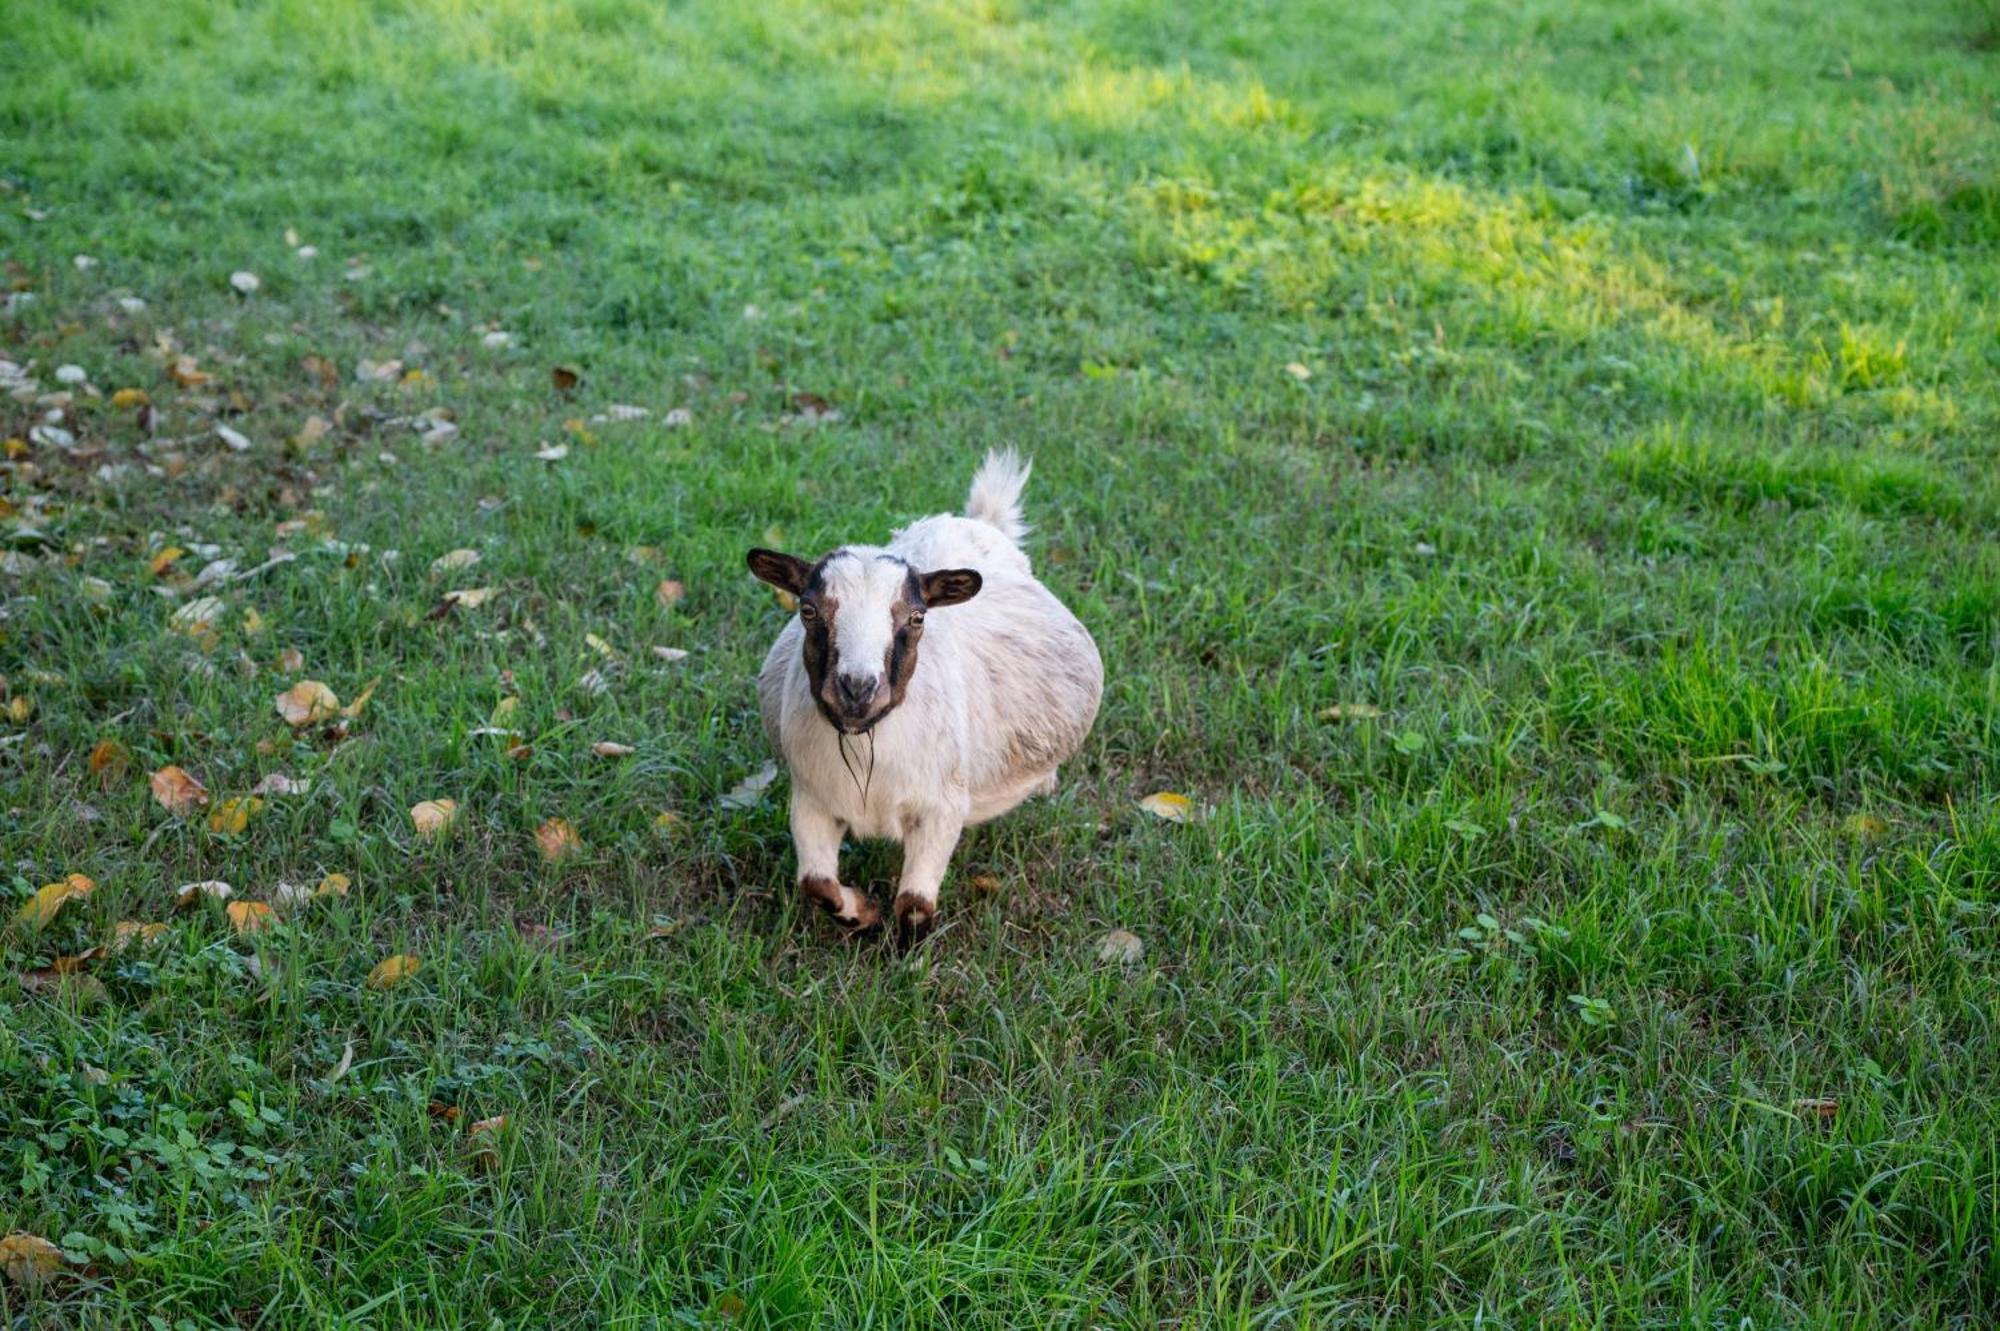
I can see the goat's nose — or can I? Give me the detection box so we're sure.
[836,672,878,709]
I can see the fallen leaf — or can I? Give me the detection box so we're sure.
[110,920,170,952]
[1317,702,1383,722]
[80,1064,110,1086]
[275,680,341,727]
[585,633,618,660]
[367,953,420,989]
[533,442,569,461]
[410,798,458,838]
[168,595,225,631]
[216,424,251,451]
[442,586,495,609]
[229,270,261,294]
[278,647,305,672]
[206,795,264,835]
[340,677,379,719]
[653,810,685,834]
[355,358,403,383]
[652,646,689,663]
[150,765,209,816]
[0,1233,66,1288]
[655,579,686,607]
[1283,361,1313,381]
[535,817,582,863]
[663,407,693,428]
[326,1039,355,1083]
[251,772,310,796]
[592,741,635,757]
[271,881,314,912]
[13,874,94,930]
[111,387,149,408]
[576,668,610,697]
[174,880,234,908]
[431,548,481,575]
[489,696,519,726]
[226,900,274,934]
[968,873,1002,897]
[88,738,130,782]
[718,761,779,810]
[149,546,186,576]
[1097,929,1144,965]
[6,695,32,723]
[1793,1097,1838,1120]
[1137,791,1192,822]
[482,330,512,349]
[168,355,211,388]
[1842,813,1889,842]
[316,872,351,898]
[645,919,682,939]
[551,365,579,392]
[466,1113,509,1170]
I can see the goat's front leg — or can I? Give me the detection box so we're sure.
[791,794,879,931]
[893,807,964,942]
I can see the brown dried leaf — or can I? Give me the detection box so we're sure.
[410,799,458,838]
[535,817,581,863]
[0,1233,66,1287]
[150,765,209,816]
[275,680,340,727]
[551,365,579,393]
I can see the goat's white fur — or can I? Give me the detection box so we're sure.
[757,450,1102,931]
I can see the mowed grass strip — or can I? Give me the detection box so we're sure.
[2,0,1997,1326]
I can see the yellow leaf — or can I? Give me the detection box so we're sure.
[206,795,264,836]
[275,680,341,727]
[968,873,1002,897]
[6,695,31,723]
[316,872,352,898]
[443,586,495,608]
[150,765,209,816]
[585,632,617,660]
[1842,813,1889,842]
[652,810,684,834]
[340,677,379,719]
[1317,702,1383,722]
[367,953,420,989]
[111,387,150,409]
[1137,792,1193,822]
[110,920,170,952]
[655,579,686,608]
[773,588,798,612]
[489,696,519,726]
[14,874,94,930]
[1283,361,1313,381]
[0,1233,66,1287]
[149,546,186,576]
[430,548,481,576]
[410,799,458,838]
[241,607,267,636]
[226,900,274,935]
[535,817,581,863]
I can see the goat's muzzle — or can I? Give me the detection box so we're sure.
[822,671,887,733]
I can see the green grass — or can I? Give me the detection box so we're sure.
[2,0,1998,1325]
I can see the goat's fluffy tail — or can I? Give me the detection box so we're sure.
[965,448,1031,543]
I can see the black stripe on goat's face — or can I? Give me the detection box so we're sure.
[746,546,982,734]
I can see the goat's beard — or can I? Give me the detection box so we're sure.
[835,727,877,806]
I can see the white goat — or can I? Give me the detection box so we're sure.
[747,450,1102,939]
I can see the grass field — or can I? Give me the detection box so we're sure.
[3,0,1999,1325]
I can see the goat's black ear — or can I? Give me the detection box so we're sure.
[746,548,812,595]
[920,567,982,607]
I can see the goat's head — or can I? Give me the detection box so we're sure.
[746,546,981,733]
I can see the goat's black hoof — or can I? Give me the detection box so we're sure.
[893,891,936,946]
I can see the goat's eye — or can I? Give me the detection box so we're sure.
[799,603,817,620]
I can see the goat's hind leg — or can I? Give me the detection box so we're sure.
[791,795,880,931]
